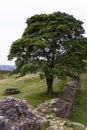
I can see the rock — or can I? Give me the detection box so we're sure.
[4,88,20,95]
[0,116,11,130]
[36,78,78,118]
[0,97,43,130]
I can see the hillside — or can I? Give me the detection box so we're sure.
[0,70,11,79]
[0,70,87,129]
[0,65,16,71]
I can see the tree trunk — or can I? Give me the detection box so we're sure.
[46,77,53,95]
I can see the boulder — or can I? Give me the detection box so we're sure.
[4,88,20,95]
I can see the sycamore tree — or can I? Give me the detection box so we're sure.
[8,11,87,94]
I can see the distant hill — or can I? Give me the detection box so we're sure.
[0,65,16,71]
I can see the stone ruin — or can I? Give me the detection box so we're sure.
[4,88,20,95]
[36,78,78,118]
[0,97,43,130]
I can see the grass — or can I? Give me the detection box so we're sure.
[40,121,50,130]
[69,73,87,126]
[0,71,66,107]
[72,124,84,130]
[0,70,10,79]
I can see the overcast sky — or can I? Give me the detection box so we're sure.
[0,0,87,65]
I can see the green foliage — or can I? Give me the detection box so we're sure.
[8,11,87,94]
[40,121,50,130]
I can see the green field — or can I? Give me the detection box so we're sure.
[0,71,66,107]
[0,70,87,126]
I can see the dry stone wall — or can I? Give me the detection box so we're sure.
[0,97,43,130]
[36,78,78,118]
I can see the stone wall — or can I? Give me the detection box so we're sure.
[0,97,43,130]
[36,78,78,118]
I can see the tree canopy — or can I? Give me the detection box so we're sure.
[8,11,87,94]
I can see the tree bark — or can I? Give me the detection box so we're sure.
[46,77,53,95]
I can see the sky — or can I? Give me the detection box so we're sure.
[0,0,87,65]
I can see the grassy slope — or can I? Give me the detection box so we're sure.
[0,70,11,79]
[0,71,66,107]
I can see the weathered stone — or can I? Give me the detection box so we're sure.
[0,97,43,130]
[36,78,78,118]
[4,88,20,95]
[0,116,11,130]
